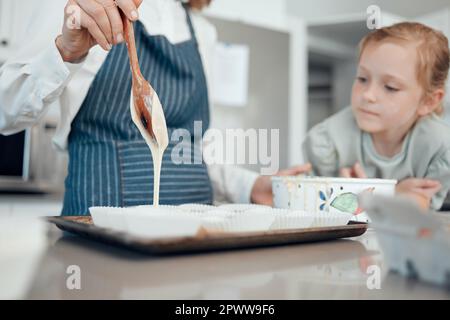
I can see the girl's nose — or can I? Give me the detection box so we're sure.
[362,84,377,103]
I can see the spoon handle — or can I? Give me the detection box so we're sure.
[122,16,143,85]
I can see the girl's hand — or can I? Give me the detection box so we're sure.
[56,0,143,62]
[339,162,367,178]
[395,178,442,210]
[250,163,312,206]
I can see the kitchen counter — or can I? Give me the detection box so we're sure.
[0,194,63,217]
[25,225,450,299]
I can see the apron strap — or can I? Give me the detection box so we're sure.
[182,3,199,46]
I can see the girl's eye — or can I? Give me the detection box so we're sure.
[357,77,367,83]
[385,85,399,92]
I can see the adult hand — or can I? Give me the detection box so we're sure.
[56,0,143,62]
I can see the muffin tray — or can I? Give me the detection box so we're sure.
[46,216,368,256]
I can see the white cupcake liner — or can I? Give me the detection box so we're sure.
[200,216,228,233]
[205,209,237,218]
[219,204,271,214]
[178,204,216,216]
[125,213,203,238]
[90,205,350,237]
[201,209,274,233]
[311,212,353,228]
[90,205,195,236]
[89,206,127,231]
[129,205,181,214]
[89,206,110,227]
[269,209,315,230]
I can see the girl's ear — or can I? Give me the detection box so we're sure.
[417,88,445,116]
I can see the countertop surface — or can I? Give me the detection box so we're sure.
[0,194,63,217]
[26,225,450,299]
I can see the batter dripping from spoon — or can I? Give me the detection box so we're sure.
[122,12,169,207]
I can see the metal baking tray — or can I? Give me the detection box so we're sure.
[46,216,368,255]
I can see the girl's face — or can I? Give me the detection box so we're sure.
[351,40,425,134]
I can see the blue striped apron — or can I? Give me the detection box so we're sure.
[62,7,213,215]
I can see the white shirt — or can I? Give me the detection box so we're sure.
[0,0,258,204]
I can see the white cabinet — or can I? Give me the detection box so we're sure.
[416,9,450,39]
[0,0,14,62]
[205,0,288,31]
[205,15,308,168]
[0,0,30,63]
[205,0,308,166]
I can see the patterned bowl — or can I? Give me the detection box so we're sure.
[271,176,397,222]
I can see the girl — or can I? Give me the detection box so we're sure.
[303,22,450,210]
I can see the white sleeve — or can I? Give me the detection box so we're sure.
[0,42,84,135]
[208,164,259,204]
[0,0,85,135]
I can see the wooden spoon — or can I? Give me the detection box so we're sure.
[122,14,169,206]
[122,16,165,142]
